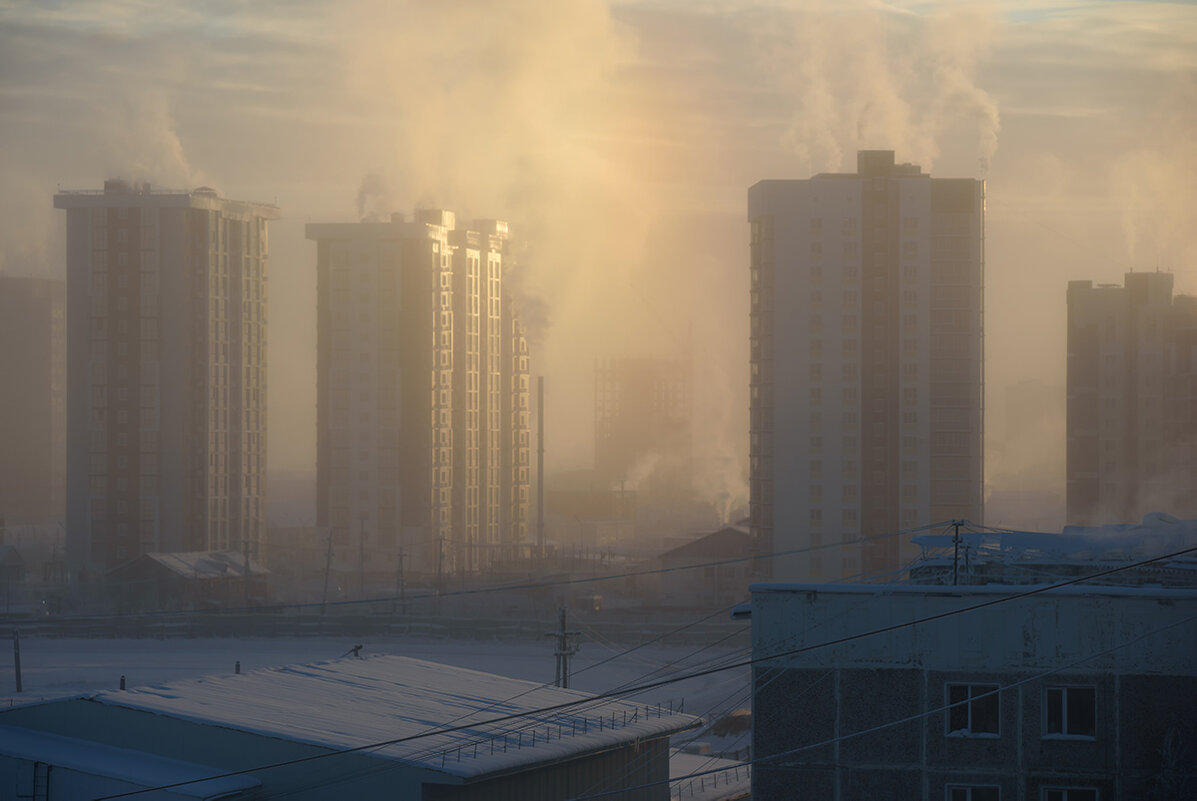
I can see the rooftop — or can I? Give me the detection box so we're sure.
[79,655,699,779]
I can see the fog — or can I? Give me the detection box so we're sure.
[1,0,1194,522]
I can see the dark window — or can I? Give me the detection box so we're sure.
[949,788,999,801]
[1046,687,1096,737]
[1044,789,1097,801]
[947,683,999,736]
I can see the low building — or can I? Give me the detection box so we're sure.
[106,550,269,611]
[658,525,753,609]
[0,655,698,800]
[908,513,1197,587]
[745,579,1197,800]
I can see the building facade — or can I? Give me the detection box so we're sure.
[307,212,530,579]
[54,181,277,579]
[747,581,1197,801]
[0,276,66,525]
[748,150,984,581]
[1066,273,1197,525]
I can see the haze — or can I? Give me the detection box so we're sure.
[1,0,1194,525]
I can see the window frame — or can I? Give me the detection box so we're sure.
[1042,788,1098,801]
[946,786,1000,801]
[1043,685,1097,740]
[945,682,1001,738]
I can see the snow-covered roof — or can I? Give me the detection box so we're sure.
[0,725,260,799]
[670,754,751,801]
[139,550,269,580]
[660,526,752,561]
[909,513,1197,582]
[87,655,699,780]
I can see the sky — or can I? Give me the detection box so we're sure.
[1,0,1194,519]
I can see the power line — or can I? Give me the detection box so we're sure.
[43,521,946,624]
[87,543,1197,800]
[572,556,955,800]
[565,610,1197,799]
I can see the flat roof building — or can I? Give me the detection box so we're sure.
[0,655,697,800]
[54,181,278,580]
[1066,272,1197,525]
[748,151,985,582]
[307,213,531,581]
[745,580,1197,801]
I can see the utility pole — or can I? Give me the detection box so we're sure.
[321,527,334,615]
[951,519,963,586]
[537,375,545,561]
[545,607,580,688]
[392,548,406,616]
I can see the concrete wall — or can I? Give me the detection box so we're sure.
[750,584,1197,800]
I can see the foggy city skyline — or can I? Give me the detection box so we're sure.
[1,0,1193,532]
[2,2,1197,799]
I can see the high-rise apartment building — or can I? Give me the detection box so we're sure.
[55,181,278,578]
[748,151,984,581]
[1066,272,1197,524]
[307,212,530,579]
[0,275,66,525]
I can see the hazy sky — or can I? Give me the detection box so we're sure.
[1,0,1194,510]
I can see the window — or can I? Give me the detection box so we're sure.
[1043,790,1097,801]
[948,788,999,801]
[946,684,999,736]
[1045,687,1095,738]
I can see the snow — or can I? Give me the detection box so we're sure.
[911,515,1197,567]
[669,754,751,800]
[142,550,268,579]
[0,725,260,798]
[78,655,698,778]
[0,636,747,715]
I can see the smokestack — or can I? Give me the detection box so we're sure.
[537,376,545,559]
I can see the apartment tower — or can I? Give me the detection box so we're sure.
[307,212,530,580]
[55,180,278,578]
[0,275,66,525]
[748,151,984,581]
[1066,272,1197,524]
